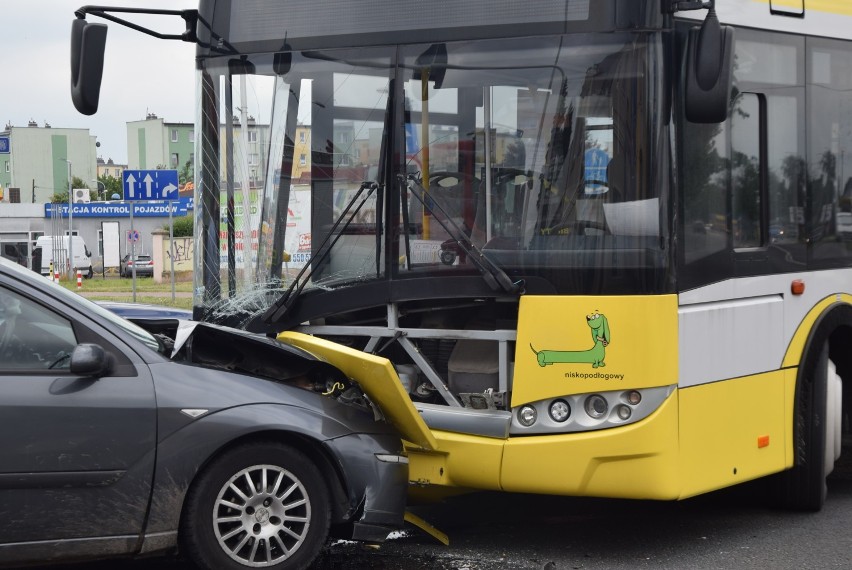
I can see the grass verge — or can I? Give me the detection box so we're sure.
[57,275,193,293]
[83,295,194,310]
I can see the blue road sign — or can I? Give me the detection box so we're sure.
[584,148,609,184]
[0,137,9,154]
[43,197,193,219]
[122,169,180,201]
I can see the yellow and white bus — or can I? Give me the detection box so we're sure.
[74,0,851,511]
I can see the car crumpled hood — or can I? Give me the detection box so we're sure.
[166,322,427,444]
[170,321,325,378]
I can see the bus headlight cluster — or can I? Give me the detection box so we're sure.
[509,386,675,436]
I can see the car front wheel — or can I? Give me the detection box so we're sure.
[181,442,331,570]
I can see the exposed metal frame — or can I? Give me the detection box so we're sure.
[296,303,517,407]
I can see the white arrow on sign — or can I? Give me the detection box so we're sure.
[125,173,137,198]
[143,173,154,198]
[162,182,178,198]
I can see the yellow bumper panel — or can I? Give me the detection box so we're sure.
[500,390,680,499]
[277,331,438,450]
[407,430,505,491]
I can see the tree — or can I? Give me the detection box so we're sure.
[179,160,194,186]
[51,176,95,203]
[97,174,122,200]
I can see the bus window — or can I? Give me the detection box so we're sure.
[809,38,852,260]
[731,93,763,249]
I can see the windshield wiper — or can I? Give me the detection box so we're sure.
[261,181,379,323]
[405,177,522,295]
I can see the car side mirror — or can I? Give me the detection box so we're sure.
[70,18,108,115]
[684,10,734,123]
[70,343,112,377]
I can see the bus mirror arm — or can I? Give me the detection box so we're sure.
[73,6,200,43]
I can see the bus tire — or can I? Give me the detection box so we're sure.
[771,342,832,511]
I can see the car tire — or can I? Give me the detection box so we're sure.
[85,267,94,279]
[768,342,835,511]
[180,442,331,570]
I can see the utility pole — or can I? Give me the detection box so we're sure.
[60,159,75,280]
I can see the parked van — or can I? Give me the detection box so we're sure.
[34,236,93,278]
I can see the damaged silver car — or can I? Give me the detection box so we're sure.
[0,257,408,570]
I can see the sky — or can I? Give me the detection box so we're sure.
[3,1,198,165]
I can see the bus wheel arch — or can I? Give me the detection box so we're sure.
[772,303,851,511]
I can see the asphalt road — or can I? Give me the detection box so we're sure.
[36,441,852,570]
[317,451,852,570]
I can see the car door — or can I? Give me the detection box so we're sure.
[0,284,157,548]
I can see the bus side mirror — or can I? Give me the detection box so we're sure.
[71,19,108,116]
[274,50,292,76]
[684,11,734,123]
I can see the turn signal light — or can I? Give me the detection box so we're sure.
[791,279,805,295]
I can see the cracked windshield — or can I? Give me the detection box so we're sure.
[197,33,667,326]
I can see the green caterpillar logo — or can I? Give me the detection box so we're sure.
[530,312,610,369]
